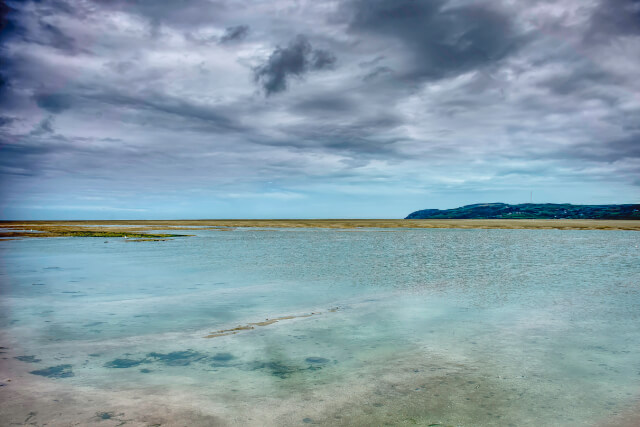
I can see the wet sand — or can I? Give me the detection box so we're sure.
[1,218,639,239]
[3,339,636,427]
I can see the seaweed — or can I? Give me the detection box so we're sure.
[84,321,105,327]
[14,355,42,363]
[305,357,329,365]
[30,364,74,378]
[146,350,207,366]
[251,361,309,379]
[211,352,234,362]
[96,412,113,420]
[104,358,147,368]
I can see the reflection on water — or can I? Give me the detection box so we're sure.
[0,228,639,426]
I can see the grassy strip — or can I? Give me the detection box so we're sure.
[0,229,188,239]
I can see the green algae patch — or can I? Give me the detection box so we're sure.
[250,361,309,379]
[14,355,42,363]
[30,364,74,378]
[104,358,148,368]
[211,352,235,362]
[305,357,330,365]
[146,350,207,366]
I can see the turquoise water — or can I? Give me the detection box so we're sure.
[1,228,639,426]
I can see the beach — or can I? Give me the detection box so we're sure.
[1,219,639,240]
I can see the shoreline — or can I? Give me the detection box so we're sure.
[0,219,639,238]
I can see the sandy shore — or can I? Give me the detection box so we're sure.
[1,219,639,239]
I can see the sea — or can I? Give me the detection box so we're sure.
[1,227,639,426]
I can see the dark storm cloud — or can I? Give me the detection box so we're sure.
[0,115,14,127]
[347,0,522,80]
[220,24,249,43]
[254,35,336,95]
[587,0,640,40]
[0,1,10,32]
[0,2,78,53]
[34,93,73,113]
[37,20,77,52]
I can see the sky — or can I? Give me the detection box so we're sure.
[0,0,639,219]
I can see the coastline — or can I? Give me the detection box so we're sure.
[1,219,639,238]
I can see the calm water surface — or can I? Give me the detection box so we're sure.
[1,228,639,426]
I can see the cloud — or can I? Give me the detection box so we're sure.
[29,116,55,135]
[0,1,10,32]
[254,35,336,95]
[587,0,640,40]
[219,24,249,43]
[34,93,73,113]
[36,20,77,52]
[347,0,522,80]
[0,115,14,127]
[1,0,639,219]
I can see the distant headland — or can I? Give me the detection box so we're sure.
[406,203,640,220]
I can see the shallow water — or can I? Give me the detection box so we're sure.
[1,228,639,426]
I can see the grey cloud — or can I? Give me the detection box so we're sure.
[348,0,522,80]
[254,35,336,95]
[0,116,14,127]
[37,0,76,17]
[0,143,48,177]
[38,20,76,51]
[34,93,73,113]
[85,90,246,134]
[1,1,9,32]
[273,113,405,157]
[565,134,640,163]
[540,64,612,97]
[363,66,393,82]
[293,95,356,114]
[0,73,7,90]
[311,49,336,69]
[93,0,231,30]
[0,2,78,52]
[358,55,385,68]
[30,116,55,136]
[587,0,640,40]
[220,25,249,43]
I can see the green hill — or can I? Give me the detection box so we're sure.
[405,203,640,220]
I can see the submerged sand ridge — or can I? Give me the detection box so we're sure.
[1,218,639,239]
[204,310,339,338]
